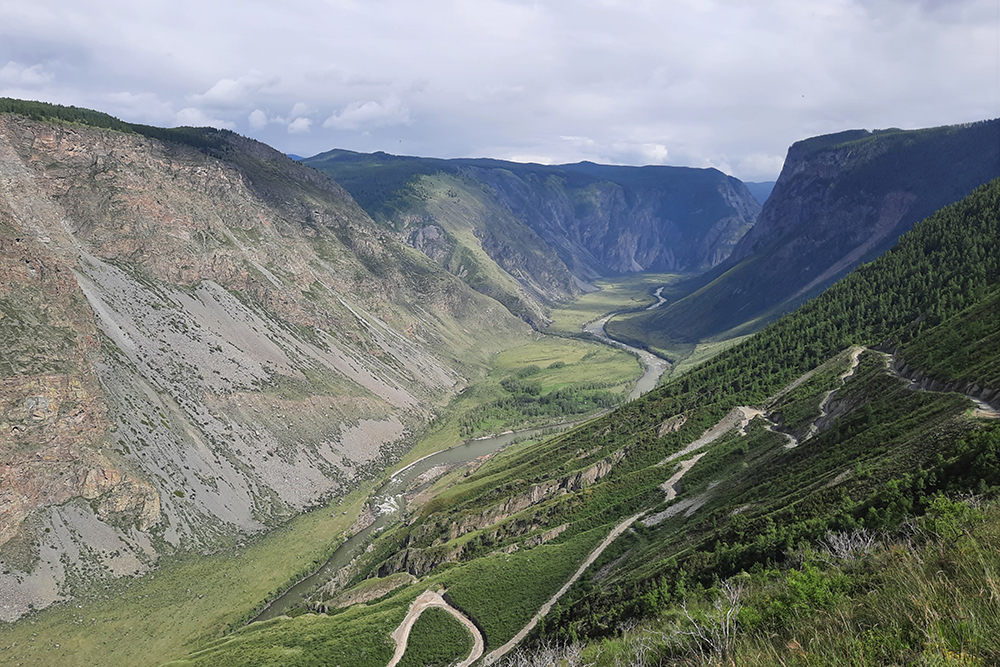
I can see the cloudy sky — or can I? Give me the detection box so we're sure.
[1,0,996,181]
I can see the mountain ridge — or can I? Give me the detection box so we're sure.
[302,150,761,324]
[611,119,1000,352]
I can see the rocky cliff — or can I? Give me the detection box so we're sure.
[617,119,1000,348]
[0,106,530,620]
[303,152,761,324]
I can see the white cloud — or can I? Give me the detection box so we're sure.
[0,61,54,86]
[289,101,314,118]
[248,108,268,130]
[191,70,278,108]
[323,94,411,131]
[287,117,311,134]
[174,107,235,129]
[0,0,995,180]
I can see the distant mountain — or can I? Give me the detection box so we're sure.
[744,180,776,204]
[302,151,761,325]
[286,153,304,161]
[613,120,1000,351]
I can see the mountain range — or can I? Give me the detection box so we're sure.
[1,98,998,667]
[302,151,761,325]
[610,120,1000,356]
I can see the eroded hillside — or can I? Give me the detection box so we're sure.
[0,110,532,621]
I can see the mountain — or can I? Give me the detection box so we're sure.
[611,120,1000,353]
[743,180,775,204]
[160,178,1000,667]
[302,151,761,325]
[0,100,533,621]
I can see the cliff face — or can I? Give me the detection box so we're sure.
[623,120,1000,346]
[303,152,761,323]
[0,113,529,620]
[473,162,760,278]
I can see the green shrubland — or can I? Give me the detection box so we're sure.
[396,607,473,667]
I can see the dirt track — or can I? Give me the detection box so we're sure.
[481,512,646,665]
[385,590,484,667]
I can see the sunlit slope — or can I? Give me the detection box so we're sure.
[162,180,1000,666]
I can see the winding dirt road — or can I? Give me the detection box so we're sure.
[385,590,484,667]
[805,346,864,441]
[384,347,999,666]
[481,512,646,665]
[879,350,999,419]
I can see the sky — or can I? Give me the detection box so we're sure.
[1,0,997,182]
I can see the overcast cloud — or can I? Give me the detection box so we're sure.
[1,0,996,180]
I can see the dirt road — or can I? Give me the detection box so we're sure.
[481,512,645,665]
[385,589,484,667]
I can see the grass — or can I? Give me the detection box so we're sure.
[162,595,409,667]
[393,337,641,469]
[660,335,751,378]
[397,606,474,667]
[433,528,605,649]
[563,495,1000,667]
[156,513,607,665]
[545,273,687,335]
[0,488,372,667]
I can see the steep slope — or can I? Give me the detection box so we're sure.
[161,180,1000,666]
[616,119,1000,349]
[0,102,531,621]
[303,151,760,324]
[743,180,775,205]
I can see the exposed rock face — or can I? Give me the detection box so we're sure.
[472,162,760,278]
[632,120,1000,343]
[657,414,687,437]
[303,151,761,325]
[375,447,628,577]
[0,112,530,620]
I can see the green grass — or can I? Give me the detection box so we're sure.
[659,334,751,377]
[546,273,688,335]
[0,489,373,667]
[162,595,409,667]
[397,606,474,667]
[157,524,605,666]
[394,337,641,468]
[564,494,1000,667]
[438,528,604,649]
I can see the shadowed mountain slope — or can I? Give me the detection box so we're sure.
[303,151,761,325]
[613,120,1000,350]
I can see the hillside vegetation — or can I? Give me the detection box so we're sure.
[304,149,760,325]
[160,175,1000,665]
[611,119,1000,355]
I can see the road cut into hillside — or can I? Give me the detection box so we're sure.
[481,512,646,665]
[879,350,1000,419]
[386,589,484,667]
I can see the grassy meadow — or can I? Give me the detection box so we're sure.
[545,273,687,335]
[394,336,641,468]
[0,489,372,667]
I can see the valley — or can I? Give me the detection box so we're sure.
[1,99,999,667]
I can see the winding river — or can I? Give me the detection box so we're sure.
[252,426,570,622]
[584,313,671,401]
[252,290,672,623]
